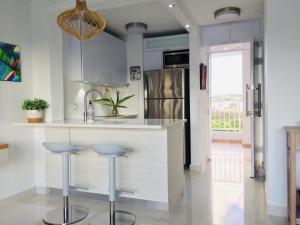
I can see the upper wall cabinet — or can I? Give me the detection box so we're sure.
[64,32,127,85]
[144,34,189,52]
[200,19,263,47]
[143,34,189,71]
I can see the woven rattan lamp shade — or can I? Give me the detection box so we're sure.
[57,0,106,40]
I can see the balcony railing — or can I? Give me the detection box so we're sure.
[211,99,243,132]
[211,151,243,183]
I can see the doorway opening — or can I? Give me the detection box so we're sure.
[209,42,252,181]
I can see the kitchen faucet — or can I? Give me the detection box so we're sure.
[84,89,102,122]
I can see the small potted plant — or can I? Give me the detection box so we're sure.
[22,98,48,123]
[95,89,134,117]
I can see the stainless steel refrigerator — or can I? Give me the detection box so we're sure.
[144,68,191,167]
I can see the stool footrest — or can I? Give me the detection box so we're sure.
[117,189,135,197]
[70,185,89,191]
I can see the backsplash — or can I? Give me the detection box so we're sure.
[63,80,139,120]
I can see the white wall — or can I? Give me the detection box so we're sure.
[0,0,35,200]
[31,0,64,121]
[189,28,203,169]
[265,0,300,216]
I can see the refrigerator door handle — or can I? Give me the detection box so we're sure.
[144,74,149,118]
[255,84,262,117]
[246,84,254,117]
[246,84,250,117]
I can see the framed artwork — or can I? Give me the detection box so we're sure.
[200,63,207,90]
[0,42,21,82]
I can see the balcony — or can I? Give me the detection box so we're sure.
[211,97,243,142]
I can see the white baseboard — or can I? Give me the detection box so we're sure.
[36,186,50,195]
[267,204,288,217]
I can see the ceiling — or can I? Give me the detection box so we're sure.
[183,0,264,26]
[99,1,185,38]
[51,0,264,37]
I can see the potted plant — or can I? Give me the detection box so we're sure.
[22,98,49,123]
[95,89,134,117]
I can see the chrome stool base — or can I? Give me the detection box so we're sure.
[43,206,89,225]
[88,211,136,225]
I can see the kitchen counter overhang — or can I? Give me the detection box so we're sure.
[14,119,185,210]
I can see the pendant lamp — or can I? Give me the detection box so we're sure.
[57,0,106,40]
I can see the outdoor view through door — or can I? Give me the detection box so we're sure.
[211,50,243,143]
[209,43,253,185]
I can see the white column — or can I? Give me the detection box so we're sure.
[189,27,202,170]
[126,33,144,119]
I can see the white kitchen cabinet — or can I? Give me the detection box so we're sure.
[143,34,189,71]
[65,31,127,85]
[230,20,262,43]
[143,50,162,71]
[200,19,263,46]
[144,34,189,52]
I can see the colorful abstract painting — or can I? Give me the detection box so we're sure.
[0,42,21,82]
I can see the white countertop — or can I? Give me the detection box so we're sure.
[14,119,186,129]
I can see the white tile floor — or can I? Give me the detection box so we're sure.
[0,143,288,225]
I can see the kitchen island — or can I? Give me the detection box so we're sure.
[15,119,185,210]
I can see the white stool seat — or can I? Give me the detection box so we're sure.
[43,142,86,154]
[91,144,132,157]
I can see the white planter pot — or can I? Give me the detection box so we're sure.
[27,110,44,123]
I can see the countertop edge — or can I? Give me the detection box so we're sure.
[14,120,186,130]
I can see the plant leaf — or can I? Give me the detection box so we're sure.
[110,97,115,107]
[102,103,114,107]
[116,95,135,107]
[117,105,127,108]
[94,98,111,103]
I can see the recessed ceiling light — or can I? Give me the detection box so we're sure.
[214,7,241,21]
[185,24,190,28]
[168,4,175,8]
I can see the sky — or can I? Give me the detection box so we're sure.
[210,51,243,97]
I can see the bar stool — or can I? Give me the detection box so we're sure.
[89,144,136,225]
[42,142,89,225]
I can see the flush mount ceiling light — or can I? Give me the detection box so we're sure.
[126,22,148,34]
[57,0,106,41]
[168,4,175,8]
[214,7,241,21]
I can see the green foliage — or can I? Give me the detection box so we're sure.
[95,92,135,109]
[211,111,243,132]
[22,98,49,111]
